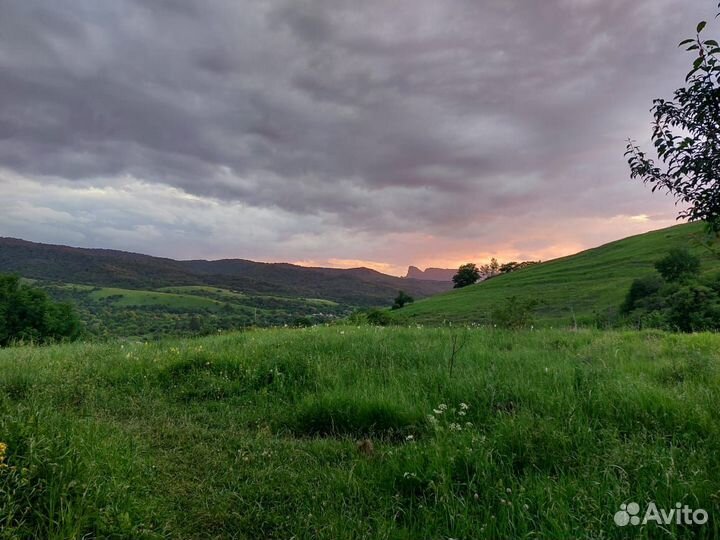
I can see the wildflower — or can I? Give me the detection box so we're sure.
[438,403,448,411]
[459,402,469,410]
[465,422,474,428]
[433,408,443,415]
[458,410,466,416]
[523,504,530,511]
[506,487,512,494]
[449,422,462,432]
[405,435,414,441]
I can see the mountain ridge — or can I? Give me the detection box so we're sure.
[0,237,451,306]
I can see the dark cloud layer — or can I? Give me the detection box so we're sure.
[0,0,713,271]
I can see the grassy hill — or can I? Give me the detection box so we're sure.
[1,326,719,538]
[394,222,720,326]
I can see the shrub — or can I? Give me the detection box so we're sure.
[654,248,701,283]
[391,291,414,310]
[366,309,392,326]
[620,249,720,332]
[0,274,82,346]
[491,296,539,329]
[621,274,665,314]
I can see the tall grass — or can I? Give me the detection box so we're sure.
[0,326,719,538]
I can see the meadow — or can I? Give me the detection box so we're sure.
[1,326,719,538]
[39,283,349,339]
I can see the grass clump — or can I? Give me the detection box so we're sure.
[282,394,424,439]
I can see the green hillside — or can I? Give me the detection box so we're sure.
[394,222,720,326]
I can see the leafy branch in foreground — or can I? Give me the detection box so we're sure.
[626,4,720,232]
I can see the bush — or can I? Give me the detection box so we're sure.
[490,296,539,329]
[621,251,720,332]
[366,309,393,326]
[654,248,700,283]
[391,291,414,310]
[665,283,720,332]
[621,274,665,314]
[0,275,82,346]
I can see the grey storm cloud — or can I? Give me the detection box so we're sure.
[0,0,714,267]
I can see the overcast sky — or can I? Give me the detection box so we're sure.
[0,0,712,275]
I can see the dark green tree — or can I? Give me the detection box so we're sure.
[621,274,665,314]
[452,263,481,289]
[626,4,720,232]
[391,290,414,310]
[0,274,82,346]
[654,247,701,282]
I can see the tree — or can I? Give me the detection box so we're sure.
[0,274,82,346]
[626,5,720,232]
[391,290,414,310]
[478,258,500,278]
[621,274,664,314]
[498,260,541,274]
[654,247,701,282]
[452,263,481,288]
[619,248,720,331]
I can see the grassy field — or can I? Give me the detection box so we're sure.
[394,222,720,327]
[40,284,349,339]
[1,326,719,538]
[88,287,225,310]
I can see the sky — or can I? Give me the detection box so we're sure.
[0,0,713,276]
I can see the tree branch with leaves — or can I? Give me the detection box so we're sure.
[626,4,720,233]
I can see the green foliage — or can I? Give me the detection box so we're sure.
[665,281,720,332]
[0,274,81,346]
[626,5,720,231]
[391,290,414,310]
[621,274,665,314]
[1,327,720,538]
[622,250,720,331]
[366,308,393,326]
[654,247,701,282]
[452,263,481,289]
[490,296,539,329]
